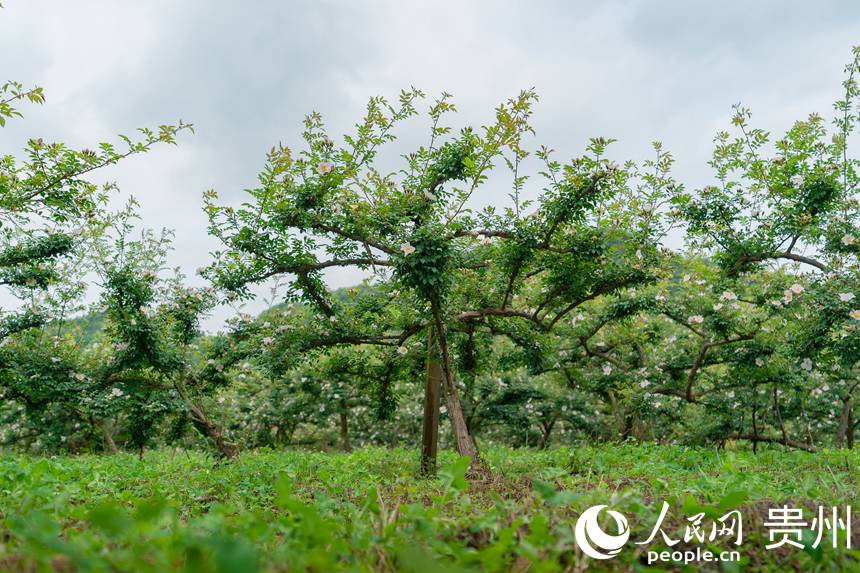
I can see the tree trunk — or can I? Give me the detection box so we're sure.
[538,418,556,449]
[607,390,627,438]
[848,407,855,449]
[339,402,351,452]
[751,402,758,455]
[430,299,479,463]
[188,402,238,459]
[421,332,442,476]
[835,399,851,448]
[100,421,118,454]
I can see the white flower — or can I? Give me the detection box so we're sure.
[720,291,738,301]
[755,357,764,367]
[51,357,61,363]
[783,290,794,303]
[396,345,408,355]
[329,315,337,323]
[839,293,855,302]
[74,372,86,381]
[110,387,123,398]
[790,284,805,294]
[682,274,691,283]
[842,234,856,246]
[639,380,650,388]
[727,391,735,399]
[423,190,436,201]
[635,249,643,260]
[262,322,271,328]
[602,364,613,376]
[687,315,704,325]
[713,303,724,311]
[262,337,274,345]
[129,318,137,326]
[400,242,416,255]
[771,300,783,307]
[479,236,493,245]
[316,161,334,175]
[655,294,666,302]
[850,309,860,320]
[801,358,813,371]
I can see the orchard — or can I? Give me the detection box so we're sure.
[1,5,860,570]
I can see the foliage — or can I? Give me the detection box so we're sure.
[0,445,857,572]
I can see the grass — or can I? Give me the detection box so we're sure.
[0,444,857,571]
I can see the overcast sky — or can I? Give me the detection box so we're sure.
[2,1,859,330]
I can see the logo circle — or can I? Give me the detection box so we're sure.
[574,505,630,559]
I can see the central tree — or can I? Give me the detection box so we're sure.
[205,90,661,468]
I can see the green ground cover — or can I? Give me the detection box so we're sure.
[0,445,857,572]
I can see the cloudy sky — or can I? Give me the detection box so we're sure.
[2,1,859,330]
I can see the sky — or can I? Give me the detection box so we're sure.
[2,0,859,331]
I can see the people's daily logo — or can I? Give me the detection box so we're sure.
[573,502,850,565]
[574,505,630,559]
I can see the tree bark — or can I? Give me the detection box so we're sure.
[187,402,238,459]
[430,298,479,463]
[607,390,627,438]
[420,332,442,476]
[835,399,852,448]
[100,421,118,454]
[538,417,556,449]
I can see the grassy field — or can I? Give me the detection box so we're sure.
[0,444,857,572]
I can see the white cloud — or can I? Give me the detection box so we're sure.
[2,0,859,330]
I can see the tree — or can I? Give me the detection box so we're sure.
[205,89,664,470]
